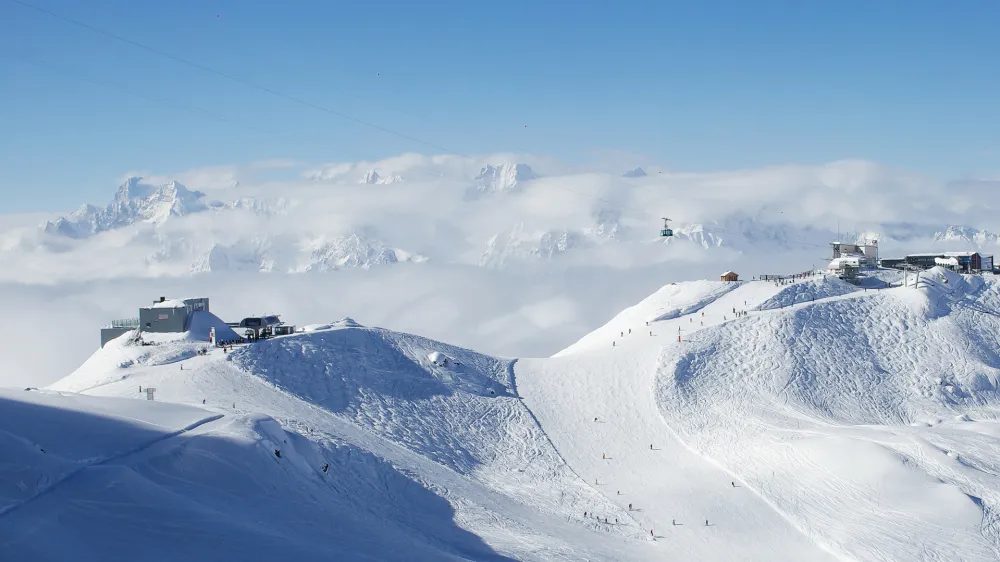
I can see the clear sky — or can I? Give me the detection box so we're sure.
[1,0,998,213]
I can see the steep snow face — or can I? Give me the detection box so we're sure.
[228,326,515,472]
[621,167,647,178]
[473,162,538,194]
[359,169,404,185]
[43,177,209,238]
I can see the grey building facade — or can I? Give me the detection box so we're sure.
[102,297,211,347]
[139,297,210,333]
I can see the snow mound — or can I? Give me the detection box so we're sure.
[332,317,362,327]
[755,275,860,310]
[427,351,450,366]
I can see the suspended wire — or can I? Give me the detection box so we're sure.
[0,51,371,163]
[6,0,482,163]
[6,0,665,220]
[6,0,843,252]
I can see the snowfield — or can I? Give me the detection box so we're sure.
[2,268,1000,560]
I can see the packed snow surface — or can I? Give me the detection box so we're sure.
[3,268,1000,560]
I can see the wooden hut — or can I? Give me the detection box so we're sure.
[721,271,739,282]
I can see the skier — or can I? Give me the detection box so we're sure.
[628,503,632,511]
[594,417,598,422]
[650,529,653,537]
[274,449,281,458]
[672,519,676,526]
[584,511,587,517]
[602,452,606,459]
[202,399,206,404]
[628,328,631,334]
[322,463,329,473]
[617,490,620,495]
[620,331,623,337]
[705,519,709,526]
[613,341,615,347]
[650,444,653,450]
[139,385,142,392]
[731,481,735,487]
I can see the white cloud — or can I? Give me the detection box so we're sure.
[3,151,999,386]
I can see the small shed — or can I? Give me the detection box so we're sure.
[721,271,739,282]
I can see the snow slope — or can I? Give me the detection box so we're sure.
[6,269,1000,560]
[654,268,1000,560]
[29,322,653,561]
[517,270,1000,561]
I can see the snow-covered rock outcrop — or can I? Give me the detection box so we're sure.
[473,162,538,194]
[359,169,404,185]
[304,233,424,272]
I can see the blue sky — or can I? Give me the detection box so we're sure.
[0,0,998,213]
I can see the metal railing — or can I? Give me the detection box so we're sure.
[106,317,140,329]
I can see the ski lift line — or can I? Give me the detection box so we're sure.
[6,0,483,165]
[7,0,665,219]
[7,0,854,249]
[0,50,370,163]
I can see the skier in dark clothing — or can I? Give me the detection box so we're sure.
[323,463,329,473]
[274,449,281,458]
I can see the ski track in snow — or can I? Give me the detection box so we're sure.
[0,411,224,519]
[5,270,1000,560]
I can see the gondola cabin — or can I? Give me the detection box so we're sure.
[660,217,673,237]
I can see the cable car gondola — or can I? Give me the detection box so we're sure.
[660,217,673,237]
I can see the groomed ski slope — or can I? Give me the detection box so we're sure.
[517,269,1000,561]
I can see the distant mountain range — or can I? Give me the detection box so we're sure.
[4,158,999,281]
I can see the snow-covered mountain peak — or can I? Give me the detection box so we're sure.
[359,169,404,185]
[621,167,647,178]
[933,225,1000,247]
[42,177,209,238]
[474,161,538,193]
